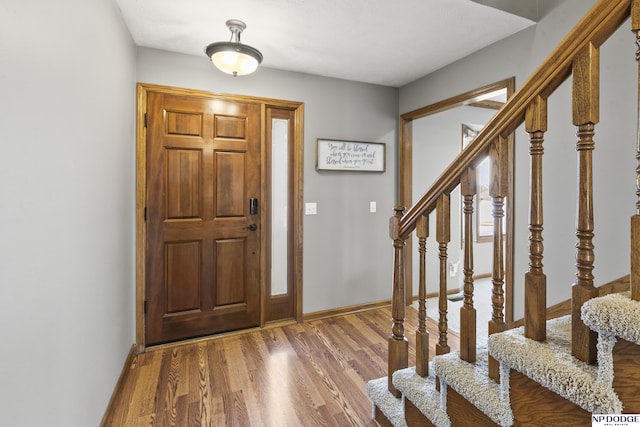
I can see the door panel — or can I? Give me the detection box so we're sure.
[215,152,245,216]
[145,92,261,345]
[165,241,201,313]
[166,149,201,219]
[215,238,246,305]
[214,115,247,139]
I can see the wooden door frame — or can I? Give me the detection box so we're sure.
[399,77,515,326]
[135,83,304,352]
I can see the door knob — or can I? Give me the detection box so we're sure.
[247,224,257,231]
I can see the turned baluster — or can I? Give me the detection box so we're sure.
[572,43,599,364]
[488,136,508,381]
[525,96,548,343]
[460,168,476,363]
[416,214,430,377]
[388,206,408,396]
[436,194,451,356]
[631,0,640,302]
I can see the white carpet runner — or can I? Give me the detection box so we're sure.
[366,292,639,425]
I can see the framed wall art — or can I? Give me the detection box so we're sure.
[315,138,385,172]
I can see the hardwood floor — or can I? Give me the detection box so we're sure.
[102,306,458,427]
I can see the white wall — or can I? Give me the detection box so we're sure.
[400,0,636,319]
[0,0,136,425]
[136,48,399,314]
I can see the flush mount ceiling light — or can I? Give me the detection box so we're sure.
[205,19,263,77]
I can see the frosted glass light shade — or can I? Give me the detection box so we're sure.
[206,42,262,76]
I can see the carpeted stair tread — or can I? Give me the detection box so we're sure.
[365,376,407,427]
[431,348,513,426]
[582,292,640,345]
[488,315,622,414]
[392,366,450,427]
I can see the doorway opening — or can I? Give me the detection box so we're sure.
[400,78,515,326]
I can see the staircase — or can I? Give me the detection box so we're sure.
[367,0,640,425]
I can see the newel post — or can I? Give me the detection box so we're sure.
[388,206,408,397]
[631,0,640,302]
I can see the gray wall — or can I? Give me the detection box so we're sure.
[412,106,498,294]
[0,0,136,425]
[400,0,636,319]
[137,48,399,314]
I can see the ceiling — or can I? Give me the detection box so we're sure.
[115,0,538,88]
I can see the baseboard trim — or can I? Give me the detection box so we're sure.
[303,299,391,322]
[100,344,136,427]
[421,288,461,300]
[511,275,630,328]
[418,276,490,300]
[598,274,630,296]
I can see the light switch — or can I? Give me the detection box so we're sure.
[305,202,317,215]
[370,201,377,213]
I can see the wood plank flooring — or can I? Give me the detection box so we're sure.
[102,306,459,427]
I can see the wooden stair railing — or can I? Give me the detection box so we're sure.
[436,194,451,358]
[460,168,476,364]
[389,206,408,397]
[387,0,639,395]
[571,42,600,364]
[488,135,508,380]
[524,95,547,344]
[415,214,429,377]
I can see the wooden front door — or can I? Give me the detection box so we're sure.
[145,91,261,345]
